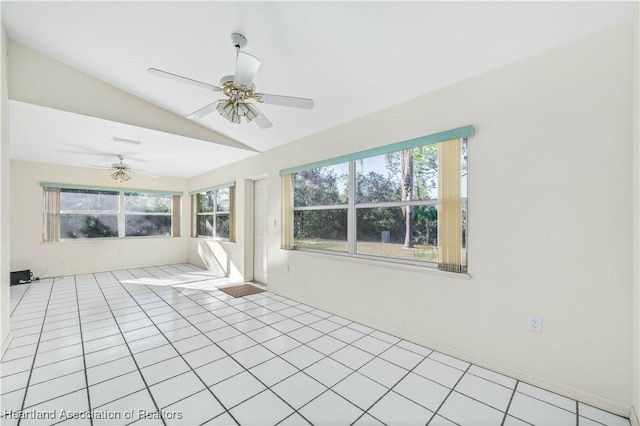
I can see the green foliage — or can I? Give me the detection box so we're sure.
[356,171,400,203]
[413,206,438,246]
[58,189,175,239]
[125,192,171,213]
[198,192,215,213]
[384,145,438,200]
[197,188,229,213]
[79,215,118,238]
[294,167,347,207]
[60,189,119,211]
[294,146,442,251]
[294,209,347,240]
[356,206,437,246]
[216,214,230,238]
[125,215,171,237]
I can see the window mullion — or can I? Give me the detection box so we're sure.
[347,161,356,254]
[118,191,125,237]
[213,190,217,238]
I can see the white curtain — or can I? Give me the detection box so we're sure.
[171,194,181,237]
[437,138,466,272]
[44,187,61,242]
[228,186,236,242]
[190,194,198,238]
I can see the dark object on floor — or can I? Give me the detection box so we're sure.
[10,270,31,286]
[218,283,265,298]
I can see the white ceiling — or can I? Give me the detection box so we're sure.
[2,1,637,178]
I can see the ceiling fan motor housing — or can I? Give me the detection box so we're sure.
[230,33,248,50]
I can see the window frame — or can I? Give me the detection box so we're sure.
[59,188,120,240]
[42,184,182,241]
[191,183,235,241]
[123,191,174,238]
[292,165,447,267]
[282,125,473,271]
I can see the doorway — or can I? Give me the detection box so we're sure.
[253,179,268,284]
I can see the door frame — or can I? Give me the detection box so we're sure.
[243,175,269,283]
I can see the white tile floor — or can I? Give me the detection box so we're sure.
[0,264,631,426]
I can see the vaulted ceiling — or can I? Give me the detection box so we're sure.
[2,1,636,178]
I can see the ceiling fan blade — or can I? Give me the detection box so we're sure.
[258,93,314,109]
[250,105,273,129]
[148,68,221,92]
[187,101,221,120]
[234,51,261,87]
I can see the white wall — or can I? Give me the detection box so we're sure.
[10,160,190,278]
[189,24,635,415]
[1,19,11,352]
[632,4,640,425]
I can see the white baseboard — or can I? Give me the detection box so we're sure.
[1,331,13,357]
[271,287,632,418]
[630,406,639,426]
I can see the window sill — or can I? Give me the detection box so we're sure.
[44,236,176,243]
[289,247,471,279]
[192,236,234,243]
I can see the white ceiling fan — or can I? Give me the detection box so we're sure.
[90,155,158,182]
[148,33,314,129]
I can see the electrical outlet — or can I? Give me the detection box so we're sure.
[528,315,542,333]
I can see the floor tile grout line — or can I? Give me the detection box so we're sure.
[91,273,168,426]
[90,386,160,412]
[341,338,432,426]
[426,363,472,425]
[108,271,242,426]
[9,283,35,318]
[501,379,520,426]
[139,267,316,425]
[463,367,519,392]
[73,274,93,426]
[17,387,92,415]
[514,382,583,418]
[22,355,130,390]
[14,279,56,426]
[576,399,580,426]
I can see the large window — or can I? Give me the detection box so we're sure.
[59,189,119,238]
[293,163,349,252]
[191,183,235,240]
[43,185,181,241]
[124,192,172,237]
[354,146,443,263]
[282,126,471,272]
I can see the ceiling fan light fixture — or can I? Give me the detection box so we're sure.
[216,99,258,124]
[216,99,233,121]
[243,102,259,122]
[111,168,131,182]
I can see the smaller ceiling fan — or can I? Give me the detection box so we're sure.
[90,155,158,182]
[148,33,313,129]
